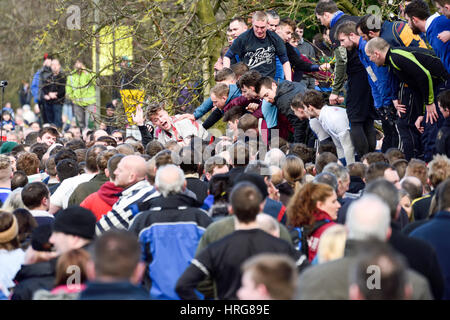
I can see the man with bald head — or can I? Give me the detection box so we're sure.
[96,155,160,234]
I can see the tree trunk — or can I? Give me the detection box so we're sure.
[196,0,223,98]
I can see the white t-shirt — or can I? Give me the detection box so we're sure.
[50,173,95,209]
[0,248,25,296]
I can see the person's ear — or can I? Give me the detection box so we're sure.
[228,205,234,215]
[130,261,146,285]
[404,284,413,300]
[41,196,49,208]
[205,172,211,181]
[86,260,96,281]
[368,30,377,38]
[349,283,364,300]
[183,180,187,191]
[105,168,110,178]
[316,200,325,212]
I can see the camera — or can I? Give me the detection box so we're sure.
[0,81,8,87]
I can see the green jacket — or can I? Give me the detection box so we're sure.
[331,46,348,95]
[66,70,96,106]
[68,173,109,206]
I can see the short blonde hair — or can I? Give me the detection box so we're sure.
[252,11,268,22]
[317,224,347,264]
[210,83,229,98]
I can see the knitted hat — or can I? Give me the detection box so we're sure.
[0,141,18,154]
[31,224,53,252]
[52,206,97,240]
[234,173,269,199]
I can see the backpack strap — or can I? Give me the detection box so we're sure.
[277,205,286,222]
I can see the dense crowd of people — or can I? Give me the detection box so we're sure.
[0,0,450,301]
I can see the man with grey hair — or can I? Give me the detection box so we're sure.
[296,194,433,300]
[96,155,160,234]
[264,148,286,168]
[266,10,280,32]
[322,162,350,199]
[128,164,212,299]
[313,171,353,224]
[313,171,338,192]
[365,179,445,300]
[155,164,187,197]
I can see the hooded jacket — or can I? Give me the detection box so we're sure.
[128,193,212,300]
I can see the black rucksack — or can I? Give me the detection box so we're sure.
[290,219,330,257]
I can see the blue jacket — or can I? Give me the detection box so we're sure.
[357,37,396,108]
[274,57,285,83]
[426,14,450,74]
[31,70,41,103]
[128,194,212,300]
[410,210,450,300]
[193,84,241,119]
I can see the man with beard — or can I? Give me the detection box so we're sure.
[335,21,399,153]
[315,1,377,159]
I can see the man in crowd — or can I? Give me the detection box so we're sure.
[96,155,159,233]
[41,59,66,129]
[223,11,292,81]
